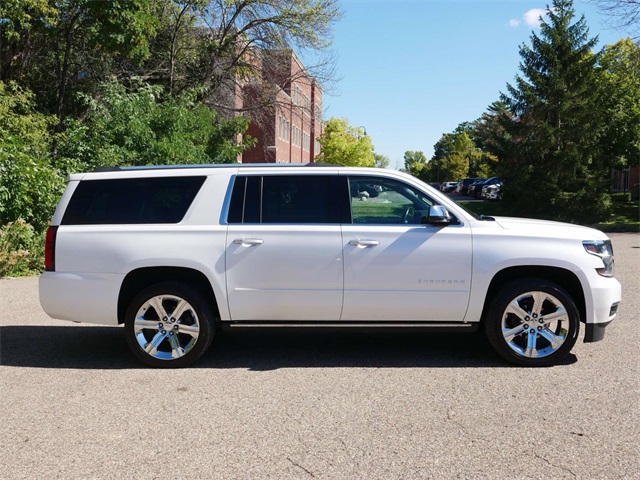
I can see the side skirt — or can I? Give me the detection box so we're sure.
[221,321,479,334]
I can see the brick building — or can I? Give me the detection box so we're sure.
[611,165,640,200]
[239,50,323,164]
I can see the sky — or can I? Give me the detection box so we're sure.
[320,0,628,169]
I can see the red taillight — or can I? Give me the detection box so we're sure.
[45,226,58,271]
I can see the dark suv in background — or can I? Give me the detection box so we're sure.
[456,178,483,195]
[469,177,502,199]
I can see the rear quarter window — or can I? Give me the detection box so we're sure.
[62,176,206,225]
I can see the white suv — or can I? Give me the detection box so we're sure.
[39,164,621,367]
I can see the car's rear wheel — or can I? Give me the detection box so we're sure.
[124,282,215,367]
[485,278,580,367]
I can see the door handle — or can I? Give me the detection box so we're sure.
[233,238,264,246]
[349,239,379,247]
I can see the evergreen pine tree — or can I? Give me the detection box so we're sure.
[499,0,612,223]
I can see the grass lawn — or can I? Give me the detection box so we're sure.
[351,201,410,223]
[457,199,639,232]
[457,200,509,218]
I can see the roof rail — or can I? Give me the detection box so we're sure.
[91,162,340,173]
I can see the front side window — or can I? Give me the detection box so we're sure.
[349,176,435,225]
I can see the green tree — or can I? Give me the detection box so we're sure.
[0,0,57,80]
[429,129,494,182]
[401,151,429,181]
[2,0,158,122]
[374,152,390,169]
[316,117,375,167]
[403,150,427,172]
[499,0,610,223]
[143,1,342,109]
[0,81,63,230]
[596,38,640,174]
[58,81,252,170]
[474,101,514,161]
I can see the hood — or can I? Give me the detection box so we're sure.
[492,216,609,240]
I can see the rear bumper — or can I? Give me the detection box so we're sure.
[39,272,123,325]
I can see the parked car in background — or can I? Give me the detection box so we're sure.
[482,182,503,200]
[456,178,483,195]
[466,178,487,197]
[470,177,502,199]
[440,181,458,193]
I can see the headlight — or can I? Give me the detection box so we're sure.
[583,240,614,277]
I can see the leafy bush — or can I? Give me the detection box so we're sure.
[0,81,64,230]
[0,220,45,277]
[611,192,632,203]
[59,81,252,170]
[0,145,64,231]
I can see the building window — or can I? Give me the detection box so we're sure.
[278,115,290,142]
[303,132,310,151]
[315,138,321,153]
[292,84,301,106]
[292,84,312,113]
[292,125,302,147]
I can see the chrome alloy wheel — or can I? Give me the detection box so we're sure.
[133,294,200,361]
[501,291,569,359]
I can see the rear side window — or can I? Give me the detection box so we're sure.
[62,176,206,225]
[228,175,348,224]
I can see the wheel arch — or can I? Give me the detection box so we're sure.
[480,266,586,325]
[118,267,219,324]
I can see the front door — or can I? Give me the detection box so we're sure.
[341,176,472,321]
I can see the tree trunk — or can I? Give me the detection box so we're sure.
[56,12,81,127]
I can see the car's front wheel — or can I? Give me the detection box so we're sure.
[124,282,215,367]
[485,278,580,367]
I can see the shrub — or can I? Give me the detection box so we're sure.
[0,220,45,277]
[59,81,252,170]
[611,192,632,203]
[0,81,64,230]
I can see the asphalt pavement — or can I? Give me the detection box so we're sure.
[1,233,638,479]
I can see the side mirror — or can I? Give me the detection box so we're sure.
[422,205,451,226]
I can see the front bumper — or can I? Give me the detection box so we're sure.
[582,276,621,343]
[584,319,614,342]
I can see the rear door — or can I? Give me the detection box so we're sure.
[225,173,346,321]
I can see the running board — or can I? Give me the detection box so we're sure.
[222,321,478,333]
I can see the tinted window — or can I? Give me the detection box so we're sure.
[228,175,346,224]
[244,176,262,223]
[62,176,206,225]
[227,176,246,224]
[227,176,261,224]
[263,175,340,223]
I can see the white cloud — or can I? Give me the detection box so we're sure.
[523,8,547,28]
[509,19,521,28]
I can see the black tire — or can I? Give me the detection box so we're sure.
[124,282,216,368]
[485,278,580,367]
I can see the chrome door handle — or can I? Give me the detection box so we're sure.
[233,238,264,246]
[349,239,379,247]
